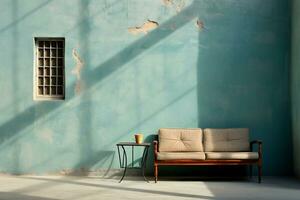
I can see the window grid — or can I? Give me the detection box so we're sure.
[35,38,65,100]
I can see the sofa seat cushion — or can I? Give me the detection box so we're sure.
[159,128,203,152]
[157,152,206,160]
[205,152,259,160]
[204,128,250,152]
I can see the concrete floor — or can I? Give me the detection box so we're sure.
[0,176,299,200]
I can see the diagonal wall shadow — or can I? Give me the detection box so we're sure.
[63,0,119,35]
[0,0,53,34]
[0,1,199,148]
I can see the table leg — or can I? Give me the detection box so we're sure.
[141,146,149,182]
[119,146,127,183]
[117,146,122,168]
[132,146,134,168]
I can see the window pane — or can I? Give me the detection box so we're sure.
[35,38,65,100]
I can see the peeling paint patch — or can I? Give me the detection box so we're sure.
[128,20,159,35]
[72,49,84,80]
[195,19,204,31]
[72,49,84,94]
[162,0,172,6]
[75,80,85,95]
[162,0,186,13]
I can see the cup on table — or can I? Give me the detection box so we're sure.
[135,134,143,144]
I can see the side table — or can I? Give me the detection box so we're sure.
[116,142,151,183]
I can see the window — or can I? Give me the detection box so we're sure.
[34,38,65,100]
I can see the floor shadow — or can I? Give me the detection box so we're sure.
[19,176,215,200]
[10,176,300,200]
[11,150,116,194]
[258,176,300,190]
[0,192,58,200]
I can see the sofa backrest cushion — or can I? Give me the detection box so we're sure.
[204,128,250,152]
[158,128,203,152]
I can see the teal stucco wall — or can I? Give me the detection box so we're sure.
[292,0,300,177]
[0,0,292,175]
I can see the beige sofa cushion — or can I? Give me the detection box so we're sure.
[205,152,259,160]
[158,128,203,152]
[157,152,206,160]
[204,128,250,152]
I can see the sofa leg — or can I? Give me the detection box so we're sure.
[258,164,262,183]
[154,165,158,183]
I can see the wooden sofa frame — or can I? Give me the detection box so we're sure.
[153,140,262,183]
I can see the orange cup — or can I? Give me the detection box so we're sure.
[135,134,143,144]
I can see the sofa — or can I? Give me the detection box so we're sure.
[153,128,262,183]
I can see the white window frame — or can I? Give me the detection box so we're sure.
[33,37,65,100]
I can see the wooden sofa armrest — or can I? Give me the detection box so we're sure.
[153,140,158,161]
[250,140,262,159]
[250,140,262,145]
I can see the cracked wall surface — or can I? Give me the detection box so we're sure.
[162,0,186,13]
[0,0,292,176]
[195,19,204,31]
[128,20,159,35]
[72,49,84,94]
